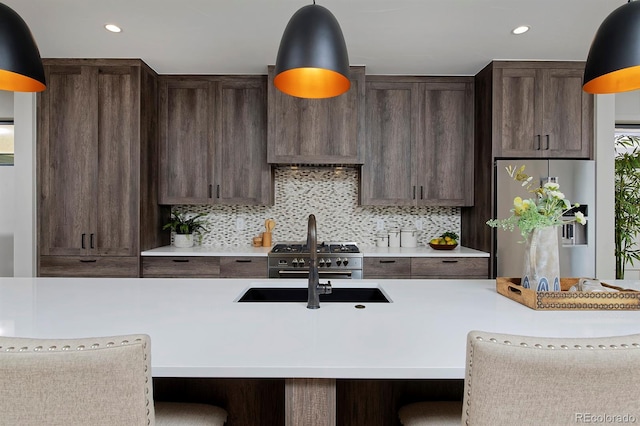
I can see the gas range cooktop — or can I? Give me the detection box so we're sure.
[270,242,360,255]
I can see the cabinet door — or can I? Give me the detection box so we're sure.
[219,256,268,278]
[216,77,272,205]
[495,68,542,157]
[363,257,411,279]
[267,66,365,164]
[38,65,96,256]
[361,80,416,205]
[411,257,489,279]
[142,256,220,278]
[159,79,214,204]
[94,66,138,256]
[417,81,474,206]
[542,68,593,158]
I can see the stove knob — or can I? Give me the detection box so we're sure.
[336,258,342,266]
[325,258,332,267]
[299,259,305,267]
[291,258,298,267]
[319,258,325,267]
[343,258,349,267]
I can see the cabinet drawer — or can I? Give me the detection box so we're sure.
[39,256,139,278]
[220,257,267,278]
[411,257,489,278]
[363,257,411,278]
[142,256,220,278]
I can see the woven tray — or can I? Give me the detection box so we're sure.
[496,277,640,310]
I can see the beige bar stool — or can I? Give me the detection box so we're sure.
[399,330,640,426]
[0,334,227,425]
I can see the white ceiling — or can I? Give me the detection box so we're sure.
[5,0,621,76]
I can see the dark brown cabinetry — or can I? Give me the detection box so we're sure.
[267,65,365,164]
[363,258,411,279]
[38,59,165,277]
[219,257,268,278]
[491,62,593,158]
[142,256,221,278]
[462,61,594,277]
[363,256,488,279]
[159,76,272,205]
[141,256,267,278]
[361,77,474,206]
[410,257,488,279]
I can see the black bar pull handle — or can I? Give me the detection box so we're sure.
[80,259,97,263]
[379,260,396,264]
[235,259,252,263]
[208,184,213,198]
[442,260,459,264]
[90,233,95,249]
[81,233,86,249]
[536,135,541,150]
[545,134,550,150]
[172,259,189,263]
[420,186,424,200]
[412,186,416,200]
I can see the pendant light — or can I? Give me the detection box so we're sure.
[274,1,350,99]
[583,0,640,94]
[0,3,46,92]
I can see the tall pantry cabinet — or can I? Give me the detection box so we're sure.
[37,59,166,277]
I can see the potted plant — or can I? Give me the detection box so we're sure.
[614,134,640,278]
[163,212,208,248]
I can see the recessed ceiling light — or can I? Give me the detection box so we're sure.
[105,24,122,33]
[512,25,530,35]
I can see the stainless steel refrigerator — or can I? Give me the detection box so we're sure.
[494,159,596,278]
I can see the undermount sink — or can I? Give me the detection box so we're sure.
[237,287,390,303]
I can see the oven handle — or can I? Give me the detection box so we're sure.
[277,270,353,278]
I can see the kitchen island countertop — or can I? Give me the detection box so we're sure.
[1,277,637,379]
[141,245,489,257]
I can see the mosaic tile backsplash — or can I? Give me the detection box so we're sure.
[173,167,461,247]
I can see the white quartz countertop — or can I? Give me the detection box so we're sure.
[1,277,638,379]
[141,245,489,258]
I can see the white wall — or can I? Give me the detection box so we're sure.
[596,95,616,279]
[0,91,13,276]
[13,93,36,277]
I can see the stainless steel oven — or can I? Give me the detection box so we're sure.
[268,242,363,279]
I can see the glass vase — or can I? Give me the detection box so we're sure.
[522,226,560,291]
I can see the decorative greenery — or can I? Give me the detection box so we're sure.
[162,212,208,235]
[614,134,640,279]
[486,165,586,239]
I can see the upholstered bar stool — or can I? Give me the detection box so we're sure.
[399,330,640,426]
[0,334,227,425]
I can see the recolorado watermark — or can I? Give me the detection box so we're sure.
[576,413,637,423]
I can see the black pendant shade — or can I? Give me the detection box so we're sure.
[274,3,350,99]
[583,1,640,94]
[0,3,45,92]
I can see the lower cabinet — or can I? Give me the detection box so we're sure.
[411,258,489,279]
[363,258,411,279]
[39,256,139,278]
[142,257,221,278]
[220,257,268,278]
[142,256,268,278]
[363,257,488,279]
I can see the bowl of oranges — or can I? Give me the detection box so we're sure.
[429,232,458,250]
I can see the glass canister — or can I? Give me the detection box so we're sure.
[375,232,389,247]
[401,228,418,248]
[388,228,401,248]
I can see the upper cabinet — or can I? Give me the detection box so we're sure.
[490,62,593,158]
[360,77,474,206]
[158,75,272,205]
[37,59,165,277]
[267,65,365,164]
